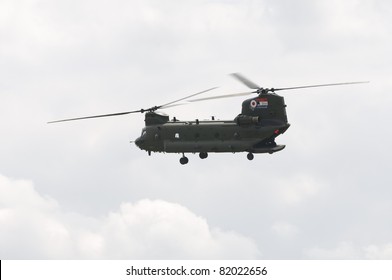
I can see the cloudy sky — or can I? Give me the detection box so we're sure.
[1,0,392,259]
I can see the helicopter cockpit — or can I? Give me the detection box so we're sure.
[135,129,147,150]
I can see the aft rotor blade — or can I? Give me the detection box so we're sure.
[274,81,369,92]
[47,109,143,124]
[230,73,260,89]
[189,91,253,102]
[159,87,218,109]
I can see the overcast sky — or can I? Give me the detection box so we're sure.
[1,0,392,259]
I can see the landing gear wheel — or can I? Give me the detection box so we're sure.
[199,152,208,159]
[247,152,254,161]
[180,156,189,165]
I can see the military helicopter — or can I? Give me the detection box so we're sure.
[49,73,367,164]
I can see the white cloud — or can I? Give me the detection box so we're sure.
[271,221,300,239]
[274,174,324,205]
[363,244,392,259]
[0,174,260,259]
[305,242,360,259]
[305,242,392,259]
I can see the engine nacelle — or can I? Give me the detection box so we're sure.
[235,114,261,126]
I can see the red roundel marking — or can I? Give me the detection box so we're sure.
[250,100,257,108]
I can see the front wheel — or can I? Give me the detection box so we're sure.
[180,156,189,165]
[247,152,254,161]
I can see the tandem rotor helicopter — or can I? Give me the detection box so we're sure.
[49,73,367,164]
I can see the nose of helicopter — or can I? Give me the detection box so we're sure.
[134,137,141,147]
[134,137,145,149]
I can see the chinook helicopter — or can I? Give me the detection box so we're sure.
[49,73,367,164]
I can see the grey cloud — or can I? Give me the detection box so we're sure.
[1,0,392,259]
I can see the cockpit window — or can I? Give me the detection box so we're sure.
[141,129,146,136]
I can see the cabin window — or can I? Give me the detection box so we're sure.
[175,132,180,139]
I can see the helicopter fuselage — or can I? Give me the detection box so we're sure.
[134,93,290,162]
[135,116,290,154]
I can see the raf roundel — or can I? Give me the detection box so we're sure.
[250,99,257,110]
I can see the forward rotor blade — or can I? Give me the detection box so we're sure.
[189,91,254,102]
[159,87,218,109]
[274,81,369,92]
[47,110,142,124]
[48,87,218,124]
[230,73,260,89]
